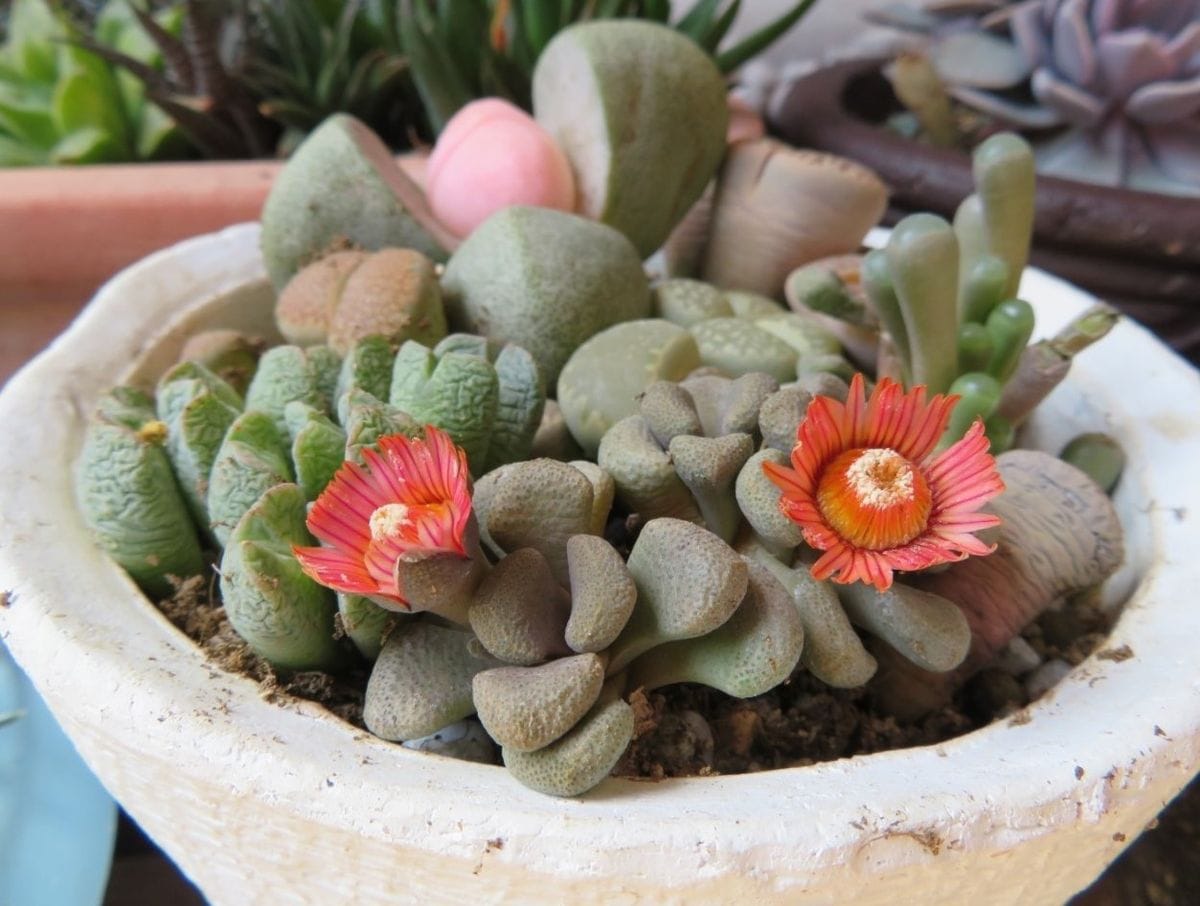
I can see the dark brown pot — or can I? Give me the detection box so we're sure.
[769,59,1200,363]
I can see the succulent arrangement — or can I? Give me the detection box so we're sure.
[870,0,1200,196]
[75,17,1127,798]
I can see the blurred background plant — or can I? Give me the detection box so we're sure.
[0,0,188,165]
[869,0,1200,196]
[0,0,818,165]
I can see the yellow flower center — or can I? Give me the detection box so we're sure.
[816,447,932,551]
[369,503,412,542]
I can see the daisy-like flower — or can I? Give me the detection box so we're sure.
[293,426,472,610]
[763,374,1005,592]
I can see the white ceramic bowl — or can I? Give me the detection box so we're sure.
[2,224,1199,905]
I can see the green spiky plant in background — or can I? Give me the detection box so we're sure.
[1,0,819,164]
[391,0,819,135]
[0,0,188,165]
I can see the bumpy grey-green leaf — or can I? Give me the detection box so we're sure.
[638,380,703,449]
[681,372,780,439]
[668,433,755,543]
[468,548,571,666]
[836,582,971,673]
[284,402,347,502]
[565,534,638,653]
[473,653,605,752]
[609,518,749,672]
[389,340,499,472]
[363,621,501,741]
[627,559,804,697]
[339,388,418,463]
[335,335,395,404]
[475,459,598,585]
[208,410,295,546]
[758,386,812,454]
[244,345,340,435]
[597,415,701,523]
[739,540,877,689]
[735,448,804,555]
[156,362,243,528]
[259,114,448,290]
[501,696,635,798]
[338,593,396,662]
[219,483,344,671]
[76,419,204,599]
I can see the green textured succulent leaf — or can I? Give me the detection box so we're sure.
[76,422,205,599]
[95,385,157,430]
[208,410,296,546]
[482,344,546,473]
[339,387,419,462]
[338,593,396,661]
[245,345,341,434]
[284,401,348,501]
[156,363,245,529]
[389,340,499,472]
[219,483,345,671]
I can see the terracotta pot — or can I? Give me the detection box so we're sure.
[0,154,429,305]
[769,59,1200,362]
[1,224,1198,904]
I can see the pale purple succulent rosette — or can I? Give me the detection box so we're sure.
[1006,0,1200,193]
[874,0,1200,194]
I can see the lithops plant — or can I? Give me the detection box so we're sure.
[275,248,448,355]
[258,113,455,290]
[532,20,730,258]
[557,282,853,458]
[701,138,890,298]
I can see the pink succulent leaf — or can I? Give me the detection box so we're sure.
[1096,29,1177,99]
[1126,73,1200,123]
[1012,0,1053,68]
[1033,66,1109,124]
[1089,0,1120,35]
[1051,0,1098,88]
[1141,122,1200,188]
[1165,22,1200,71]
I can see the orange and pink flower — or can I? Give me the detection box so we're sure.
[763,374,1005,591]
[293,426,472,609]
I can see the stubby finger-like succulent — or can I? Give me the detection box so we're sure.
[788,133,1045,450]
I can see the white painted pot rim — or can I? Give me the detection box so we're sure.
[2,223,1199,904]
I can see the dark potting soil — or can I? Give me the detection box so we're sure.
[155,566,1116,780]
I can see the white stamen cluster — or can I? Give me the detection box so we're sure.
[369,503,411,541]
[845,448,914,508]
